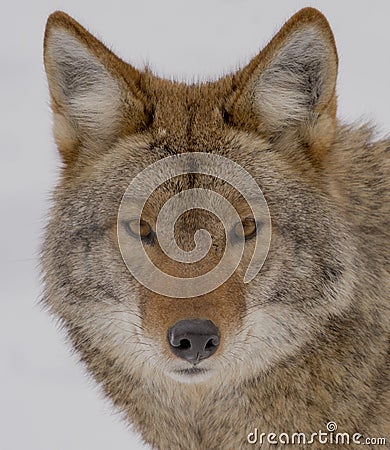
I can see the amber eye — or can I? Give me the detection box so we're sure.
[233,218,257,241]
[123,219,153,241]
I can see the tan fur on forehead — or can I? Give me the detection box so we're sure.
[140,75,235,152]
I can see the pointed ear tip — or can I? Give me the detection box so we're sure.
[293,7,328,23]
[44,11,72,48]
[46,11,74,30]
[44,11,89,62]
[44,11,87,47]
[287,7,337,60]
[290,7,334,36]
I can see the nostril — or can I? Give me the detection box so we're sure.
[177,338,191,350]
[205,336,219,350]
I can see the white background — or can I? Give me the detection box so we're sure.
[1,1,389,449]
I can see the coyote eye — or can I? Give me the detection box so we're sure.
[123,219,153,242]
[233,218,257,241]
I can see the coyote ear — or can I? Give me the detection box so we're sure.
[44,12,149,165]
[229,8,338,144]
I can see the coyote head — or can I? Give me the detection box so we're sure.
[42,8,354,386]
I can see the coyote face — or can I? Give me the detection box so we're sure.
[42,7,389,449]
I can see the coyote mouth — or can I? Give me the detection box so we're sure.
[176,367,208,376]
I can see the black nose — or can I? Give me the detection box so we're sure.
[167,319,220,364]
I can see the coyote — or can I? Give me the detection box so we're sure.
[42,7,389,449]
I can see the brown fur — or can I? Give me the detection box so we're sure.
[42,8,389,449]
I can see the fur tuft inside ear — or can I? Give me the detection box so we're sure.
[254,25,336,129]
[229,8,338,136]
[43,12,148,165]
[46,28,122,141]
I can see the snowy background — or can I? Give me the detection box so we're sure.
[1,1,389,449]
